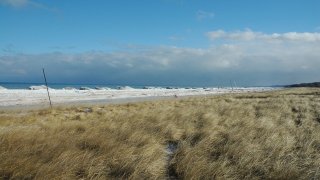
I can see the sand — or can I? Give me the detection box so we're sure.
[0,87,277,109]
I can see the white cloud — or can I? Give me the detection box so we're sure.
[0,0,58,12]
[1,29,319,86]
[207,29,320,42]
[1,40,320,86]
[196,10,214,20]
[0,0,30,7]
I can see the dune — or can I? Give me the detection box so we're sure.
[1,88,320,179]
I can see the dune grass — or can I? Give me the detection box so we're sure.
[1,88,320,179]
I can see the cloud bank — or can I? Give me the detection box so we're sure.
[207,29,320,42]
[1,34,320,86]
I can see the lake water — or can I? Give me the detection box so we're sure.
[0,82,278,90]
[0,82,144,89]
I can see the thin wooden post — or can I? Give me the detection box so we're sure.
[42,68,52,108]
[233,80,237,90]
[230,80,234,92]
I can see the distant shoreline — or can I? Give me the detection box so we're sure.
[285,82,320,88]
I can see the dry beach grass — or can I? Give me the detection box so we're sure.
[1,88,320,179]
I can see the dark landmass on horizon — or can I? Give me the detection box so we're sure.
[286,82,320,88]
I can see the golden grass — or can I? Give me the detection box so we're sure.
[1,88,320,179]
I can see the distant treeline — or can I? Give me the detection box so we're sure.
[286,82,320,87]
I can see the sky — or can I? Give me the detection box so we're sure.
[0,0,320,86]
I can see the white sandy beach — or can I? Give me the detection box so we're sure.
[0,87,277,108]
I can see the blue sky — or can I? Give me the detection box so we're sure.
[1,0,320,86]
